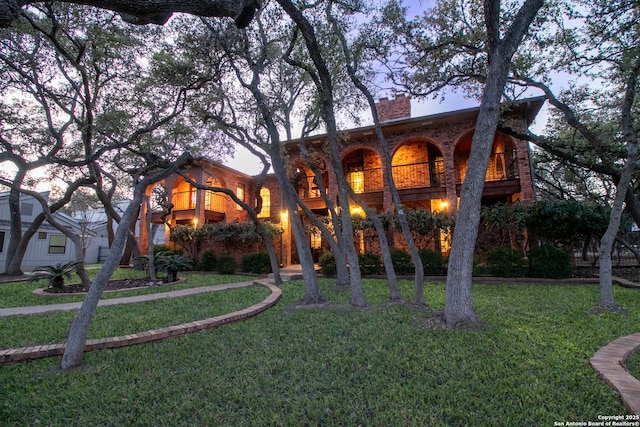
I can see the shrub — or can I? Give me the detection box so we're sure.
[155,253,193,282]
[487,246,526,278]
[528,244,572,279]
[390,248,414,275]
[242,251,272,274]
[216,254,236,274]
[29,261,78,288]
[318,251,337,276]
[419,248,445,275]
[358,252,382,275]
[153,245,182,256]
[199,250,217,271]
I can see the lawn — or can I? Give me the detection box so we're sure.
[1,277,638,426]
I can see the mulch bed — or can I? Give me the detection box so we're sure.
[43,278,163,294]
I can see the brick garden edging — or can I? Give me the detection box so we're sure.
[0,280,281,365]
[591,333,640,414]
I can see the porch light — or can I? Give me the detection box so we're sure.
[350,206,364,217]
[193,218,198,228]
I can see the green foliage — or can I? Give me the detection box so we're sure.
[216,254,236,274]
[199,250,217,271]
[203,221,282,245]
[487,246,526,278]
[241,251,272,274]
[29,262,79,288]
[153,245,182,256]
[3,279,638,425]
[318,251,337,276]
[528,244,572,279]
[419,248,445,275]
[169,225,207,260]
[390,248,413,275]
[358,252,382,275]
[155,253,194,282]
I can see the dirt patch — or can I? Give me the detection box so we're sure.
[42,278,162,294]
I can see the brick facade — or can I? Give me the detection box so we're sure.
[141,97,545,266]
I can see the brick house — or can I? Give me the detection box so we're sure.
[141,96,545,267]
[264,95,545,265]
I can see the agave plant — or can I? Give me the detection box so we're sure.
[154,253,193,283]
[29,261,79,289]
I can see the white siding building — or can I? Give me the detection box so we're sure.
[0,191,81,271]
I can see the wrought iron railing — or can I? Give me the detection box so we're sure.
[171,190,226,213]
[171,191,196,210]
[455,152,519,184]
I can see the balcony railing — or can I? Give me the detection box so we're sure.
[171,190,226,213]
[392,160,445,189]
[171,191,196,210]
[204,192,226,213]
[455,152,518,184]
[297,176,328,199]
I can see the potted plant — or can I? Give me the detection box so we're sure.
[29,261,79,289]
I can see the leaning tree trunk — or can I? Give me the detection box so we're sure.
[61,154,192,369]
[61,190,144,369]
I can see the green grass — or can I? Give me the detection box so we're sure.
[0,269,255,307]
[1,278,639,426]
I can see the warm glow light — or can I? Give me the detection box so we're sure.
[441,200,449,209]
[193,218,198,227]
[350,206,365,216]
[280,210,289,220]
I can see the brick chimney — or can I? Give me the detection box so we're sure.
[376,94,411,122]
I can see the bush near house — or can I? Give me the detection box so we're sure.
[319,251,337,276]
[358,252,382,275]
[528,244,572,279]
[216,254,237,274]
[199,250,217,271]
[419,248,445,275]
[487,246,526,278]
[390,248,413,275]
[242,251,272,274]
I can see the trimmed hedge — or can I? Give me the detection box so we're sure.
[216,254,236,274]
[528,244,572,279]
[242,251,272,274]
[487,246,526,278]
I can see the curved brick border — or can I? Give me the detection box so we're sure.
[0,280,281,365]
[591,333,640,414]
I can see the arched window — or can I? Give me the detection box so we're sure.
[257,188,271,218]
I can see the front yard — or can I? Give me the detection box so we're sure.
[1,275,638,426]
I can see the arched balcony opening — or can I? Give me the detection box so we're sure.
[290,159,329,200]
[341,148,383,194]
[454,132,518,184]
[204,177,227,214]
[391,140,445,189]
[171,176,197,210]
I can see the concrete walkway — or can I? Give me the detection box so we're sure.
[0,279,281,364]
[0,281,259,318]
